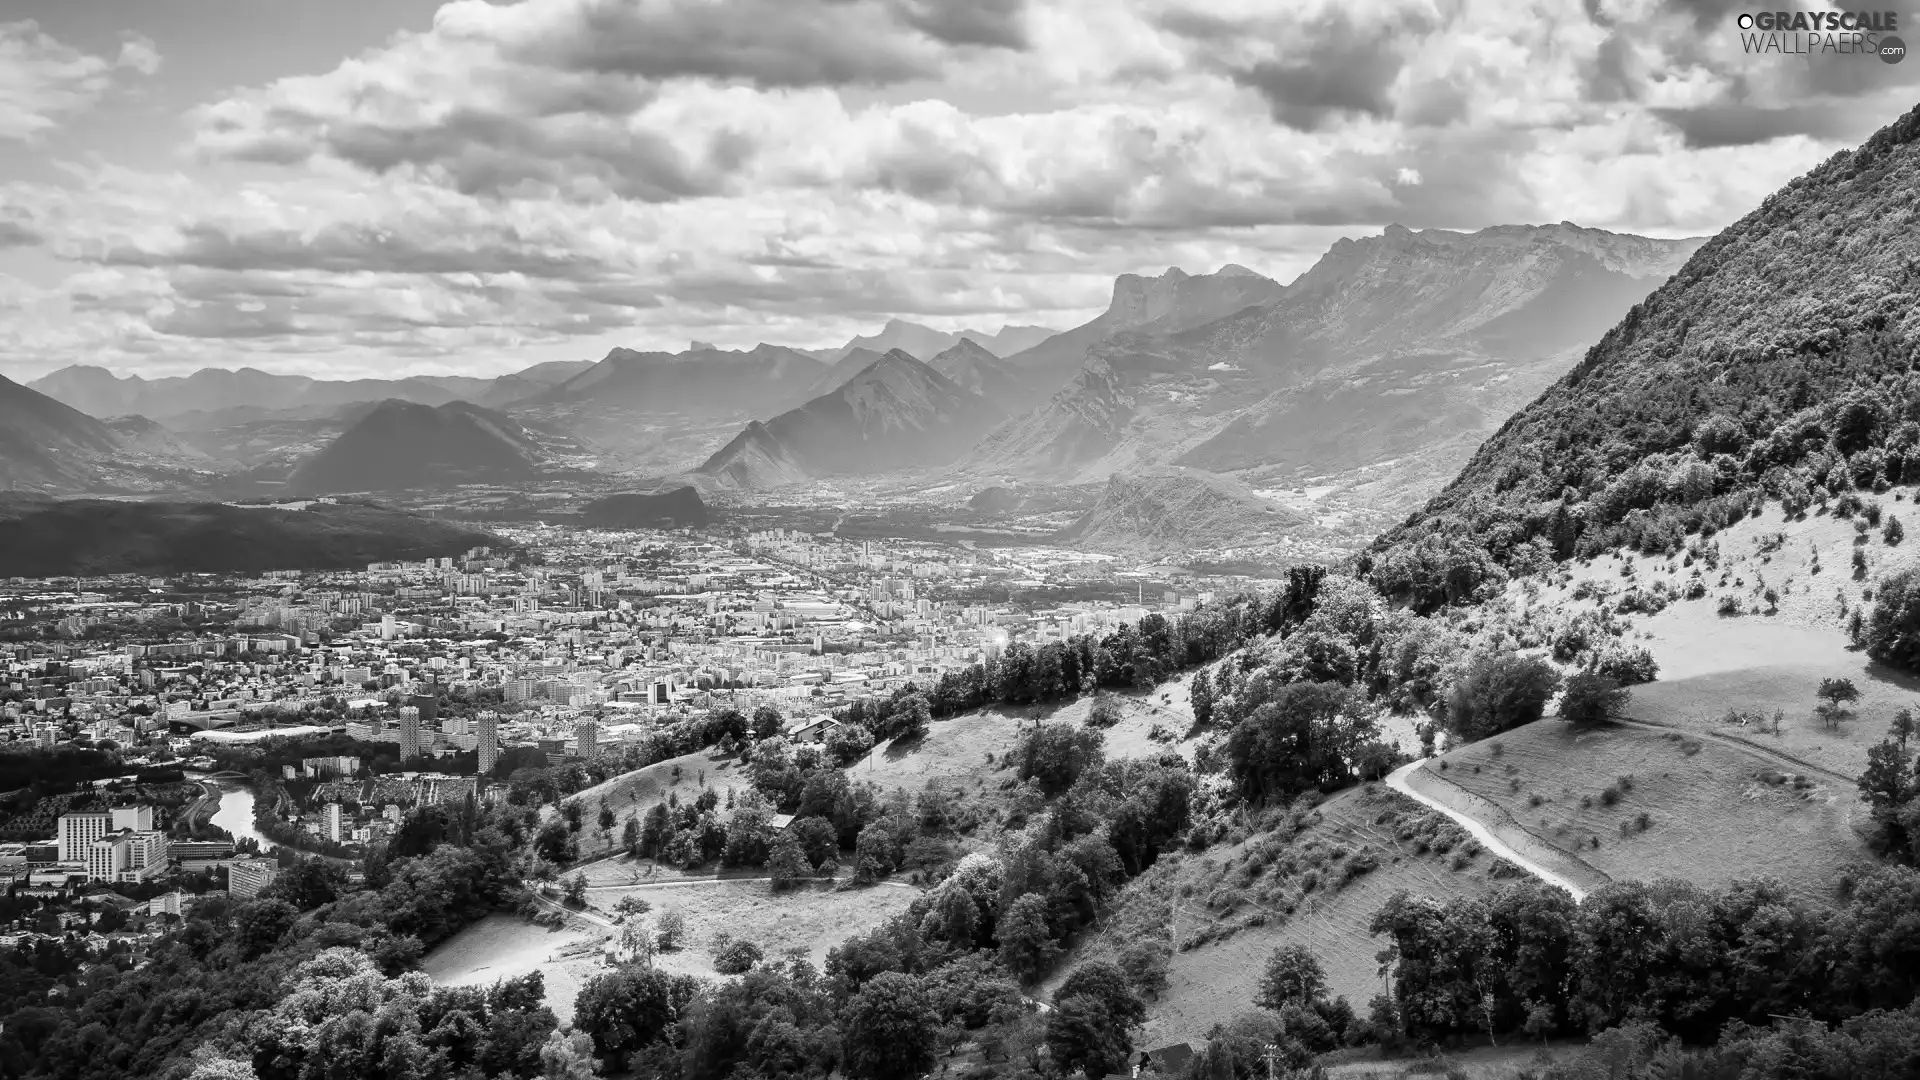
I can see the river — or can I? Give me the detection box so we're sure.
[199,777,278,852]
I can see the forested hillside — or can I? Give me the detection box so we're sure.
[1368,102,1920,614]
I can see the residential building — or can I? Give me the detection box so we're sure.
[228,858,278,899]
[57,811,110,863]
[477,710,499,776]
[399,705,422,761]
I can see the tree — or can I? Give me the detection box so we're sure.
[767,832,810,892]
[574,966,688,1070]
[892,692,932,741]
[598,801,616,832]
[1256,945,1330,1013]
[1868,567,1920,672]
[752,705,785,740]
[1085,695,1123,729]
[539,1029,600,1080]
[996,893,1059,983]
[842,971,939,1080]
[233,898,299,959]
[1559,672,1630,726]
[656,910,687,951]
[1056,961,1147,1028]
[563,872,588,908]
[1446,654,1562,741]
[536,820,578,865]
[1819,677,1862,729]
[1045,995,1133,1079]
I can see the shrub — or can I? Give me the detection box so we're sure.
[712,936,764,974]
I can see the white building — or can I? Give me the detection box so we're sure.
[228,858,278,899]
[57,811,110,863]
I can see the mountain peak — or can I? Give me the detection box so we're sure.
[690,340,717,352]
[1216,263,1262,278]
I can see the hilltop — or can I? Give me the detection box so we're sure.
[288,399,552,493]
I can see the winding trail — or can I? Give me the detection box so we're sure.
[1385,758,1593,902]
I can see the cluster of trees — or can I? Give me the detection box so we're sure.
[1370,868,1920,1050]
[0,794,540,1079]
[1861,709,1920,861]
[917,575,1326,721]
[574,725,1192,1080]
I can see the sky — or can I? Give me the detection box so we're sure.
[1,0,1916,382]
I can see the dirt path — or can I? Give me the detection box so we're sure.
[531,891,616,930]
[1385,759,1596,902]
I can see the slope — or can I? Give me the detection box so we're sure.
[1370,102,1920,592]
[1056,468,1313,558]
[289,399,547,493]
[967,227,1704,486]
[0,374,125,491]
[698,350,1004,489]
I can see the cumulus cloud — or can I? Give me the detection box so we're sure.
[0,21,159,141]
[4,0,1915,379]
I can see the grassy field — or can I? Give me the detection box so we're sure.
[585,878,920,980]
[1054,783,1531,1049]
[1323,1041,1589,1079]
[1505,494,1920,777]
[421,913,606,1025]
[1431,718,1873,906]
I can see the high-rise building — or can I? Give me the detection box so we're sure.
[324,803,343,843]
[575,719,597,759]
[477,711,499,776]
[57,811,111,863]
[399,706,422,761]
[110,806,154,832]
[87,834,131,883]
[228,858,278,899]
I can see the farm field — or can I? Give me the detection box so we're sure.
[1430,718,1874,906]
[1057,783,1531,1049]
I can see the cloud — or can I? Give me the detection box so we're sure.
[5,0,1917,381]
[0,21,160,141]
[190,0,1035,198]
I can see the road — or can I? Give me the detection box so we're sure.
[1384,758,1592,902]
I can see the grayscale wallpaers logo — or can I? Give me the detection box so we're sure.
[1735,10,1905,62]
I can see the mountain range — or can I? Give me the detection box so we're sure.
[27,361,593,428]
[963,224,1708,488]
[834,319,1057,362]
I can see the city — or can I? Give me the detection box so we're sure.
[0,519,1241,946]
